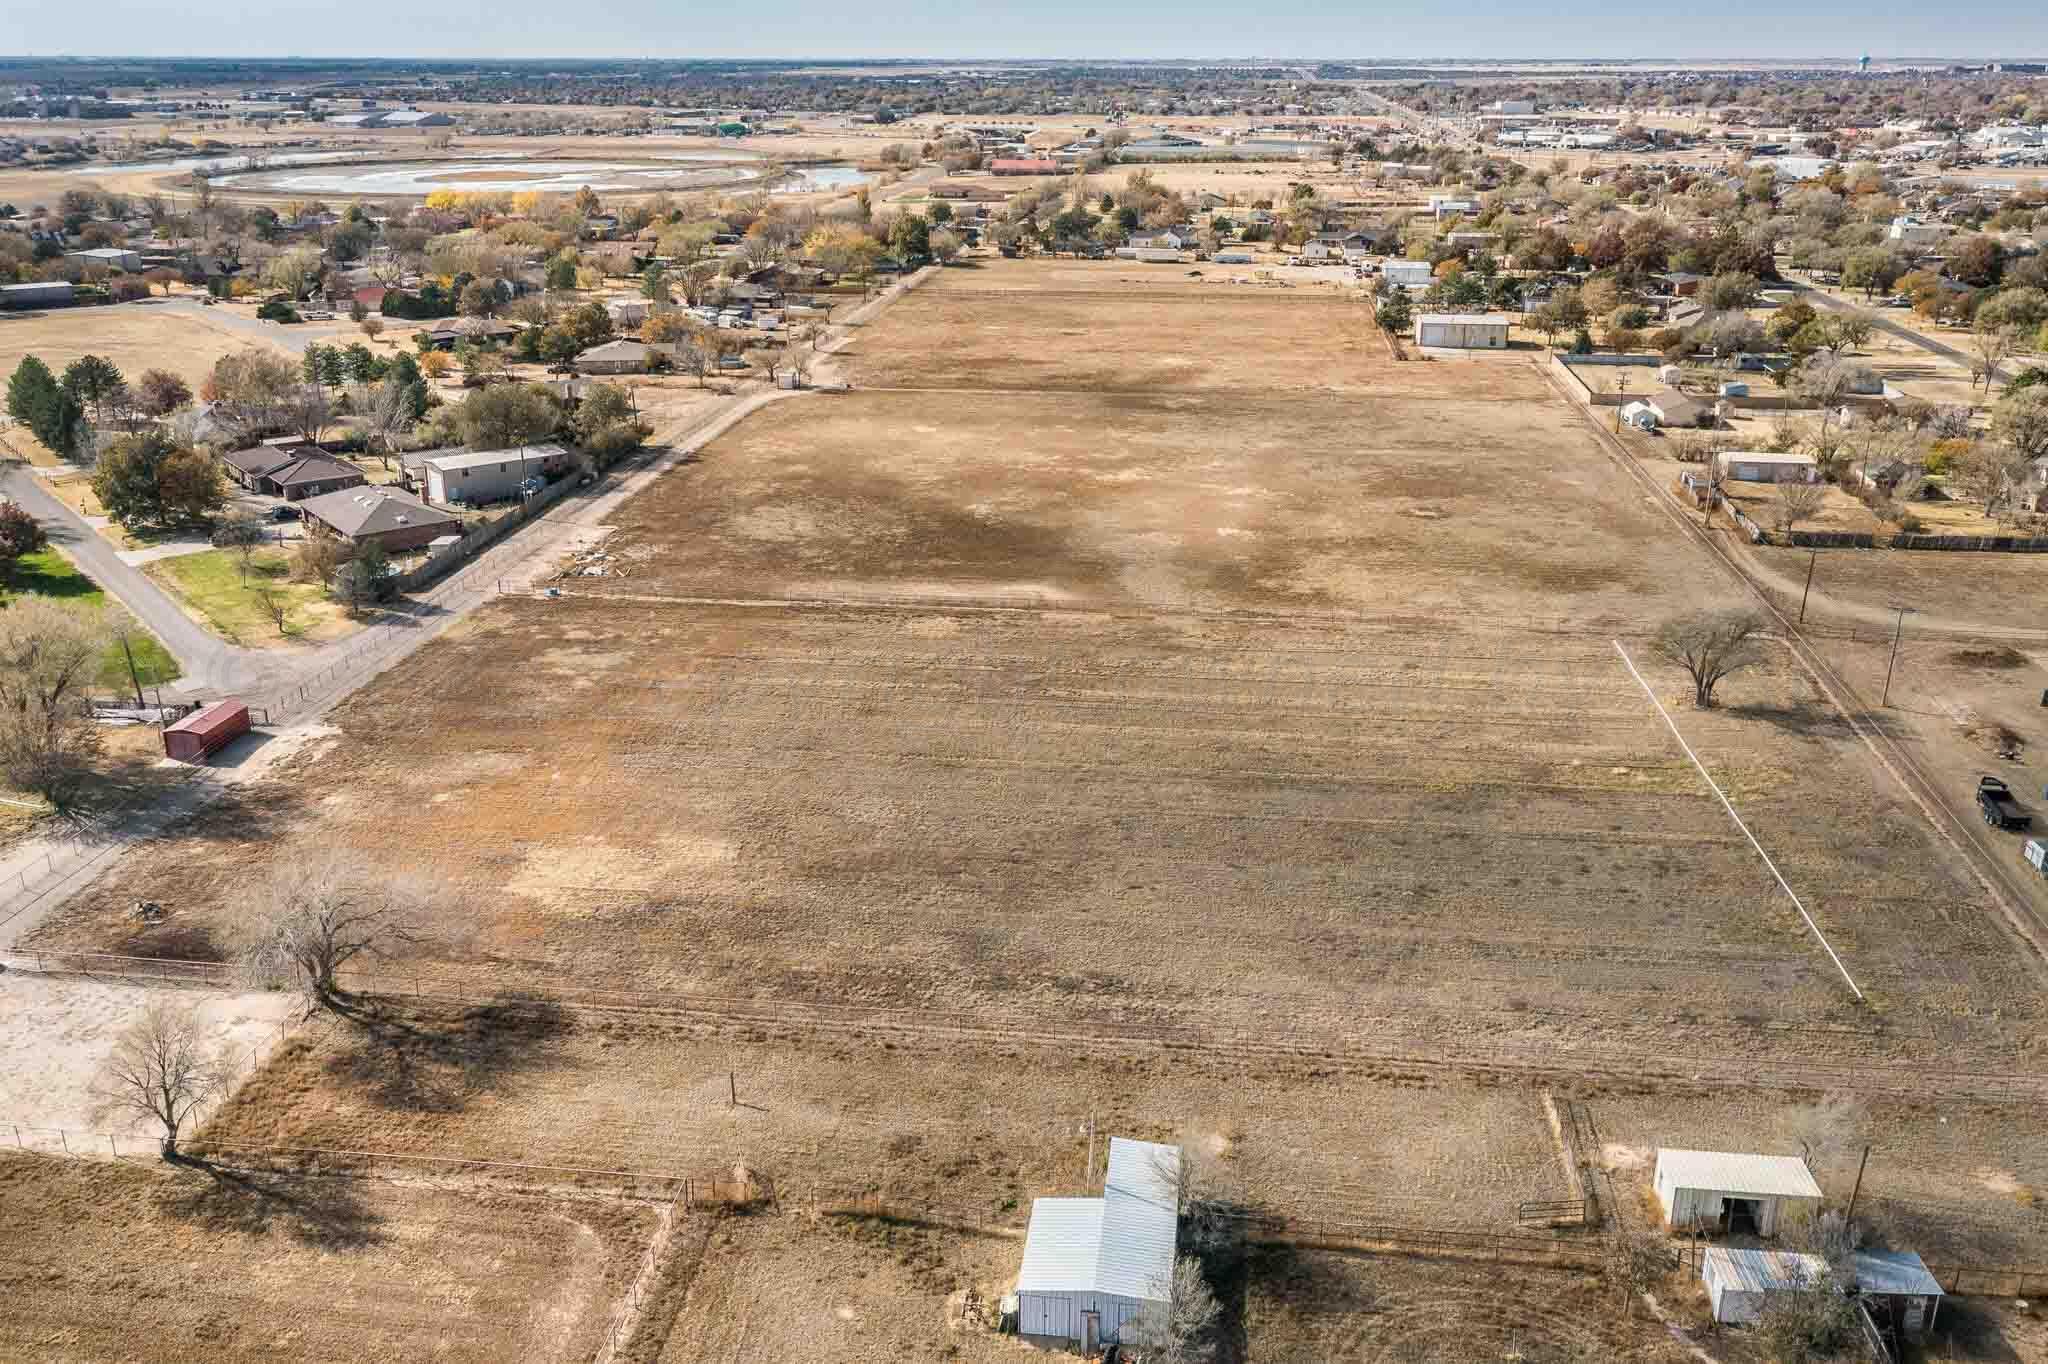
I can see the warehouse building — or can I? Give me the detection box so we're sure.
[1015,1138,1181,1351]
[1654,1149,1822,1238]
[1414,313,1509,349]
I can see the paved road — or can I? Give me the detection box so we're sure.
[1799,285,2019,386]
[128,296,359,356]
[0,461,254,694]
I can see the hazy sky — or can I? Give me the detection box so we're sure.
[11,0,2048,63]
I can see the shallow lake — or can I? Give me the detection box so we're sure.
[207,158,871,196]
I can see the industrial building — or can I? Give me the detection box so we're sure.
[1653,1149,1822,1238]
[1015,1138,1181,1351]
[1414,313,1509,349]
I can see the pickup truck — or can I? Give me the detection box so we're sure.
[1978,776,2033,831]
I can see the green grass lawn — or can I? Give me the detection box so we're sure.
[4,548,182,691]
[144,546,337,646]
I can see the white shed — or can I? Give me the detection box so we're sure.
[1715,450,1820,485]
[1015,1137,1181,1350]
[1382,260,1436,289]
[1654,1149,1823,1238]
[1702,1247,1832,1324]
[1415,313,1509,349]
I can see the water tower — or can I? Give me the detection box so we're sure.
[1858,54,1871,73]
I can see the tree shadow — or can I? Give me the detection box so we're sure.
[321,996,576,1113]
[157,1157,388,1250]
[1924,1300,2028,1364]
[1724,699,1853,739]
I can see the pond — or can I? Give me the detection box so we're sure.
[202,158,874,196]
[86,150,369,175]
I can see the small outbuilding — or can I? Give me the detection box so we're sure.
[162,700,251,763]
[1654,1149,1823,1238]
[1015,1137,1181,1351]
[1415,313,1509,349]
[1852,1248,1944,1338]
[1716,450,1821,485]
[1381,260,1435,289]
[1702,1247,1832,1324]
[1700,1246,1945,1335]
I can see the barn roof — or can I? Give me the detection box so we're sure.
[1704,1247,1831,1294]
[1657,1149,1823,1199]
[1016,1138,1180,1303]
[1853,1249,1944,1298]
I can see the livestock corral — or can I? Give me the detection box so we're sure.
[19,258,2048,1357]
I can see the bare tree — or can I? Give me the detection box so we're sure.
[278,383,333,444]
[1772,480,1826,531]
[1952,441,2035,520]
[1793,352,1872,436]
[1650,610,1769,708]
[1124,1256,1221,1364]
[354,378,415,469]
[1970,322,2020,393]
[234,853,420,1010]
[0,599,111,804]
[252,584,292,636]
[1610,1227,1677,1318]
[91,1000,236,1159]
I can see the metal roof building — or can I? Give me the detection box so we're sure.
[1702,1247,1831,1323]
[1655,1149,1823,1238]
[1415,313,1510,349]
[1015,1137,1180,1350]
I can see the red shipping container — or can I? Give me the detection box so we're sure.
[162,700,251,763]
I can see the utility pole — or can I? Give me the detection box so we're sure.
[1798,550,1817,623]
[1845,1144,1872,1225]
[117,631,145,708]
[1882,605,1911,707]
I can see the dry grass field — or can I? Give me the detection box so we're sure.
[0,1153,656,1363]
[16,255,2048,1358]
[200,1004,1571,1226]
[0,301,292,397]
[29,260,2043,1069]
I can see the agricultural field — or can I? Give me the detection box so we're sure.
[17,254,2048,1362]
[33,259,2045,1071]
[0,1152,656,1364]
[637,1209,1026,1364]
[200,1004,1573,1226]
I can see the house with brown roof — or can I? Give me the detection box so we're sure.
[217,439,369,501]
[297,486,460,554]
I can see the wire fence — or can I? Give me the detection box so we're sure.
[12,1116,2048,1302]
[6,949,2045,1106]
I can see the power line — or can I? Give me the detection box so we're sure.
[1611,639,1864,1002]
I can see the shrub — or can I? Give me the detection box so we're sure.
[256,299,300,323]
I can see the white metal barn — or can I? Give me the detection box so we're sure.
[1702,1247,1833,1324]
[1014,1138,1181,1350]
[1654,1149,1823,1238]
[1715,450,1821,485]
[1381,260,1436,289]
[1414,313,1509,349]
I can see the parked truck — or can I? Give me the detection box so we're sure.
[1977,776,2033,831]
